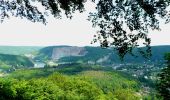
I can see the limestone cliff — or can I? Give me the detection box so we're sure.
[51,47,87,60]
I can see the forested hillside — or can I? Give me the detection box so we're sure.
[0,46,43,55]
[0,54,34,72]
[35,45,170,64]
[0,64,151,100]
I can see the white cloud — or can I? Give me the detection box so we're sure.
[148,23,170,46]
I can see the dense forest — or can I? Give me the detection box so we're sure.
[0,64,151,100]
[0,54,34,72]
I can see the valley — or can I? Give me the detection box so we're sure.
[0,45,169,99]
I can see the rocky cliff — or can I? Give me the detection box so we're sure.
[51,47,87,60]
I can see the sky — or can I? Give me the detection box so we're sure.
[0,2,170,46]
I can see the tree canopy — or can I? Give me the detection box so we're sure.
[157,53,170,99]
[0,0,170,58]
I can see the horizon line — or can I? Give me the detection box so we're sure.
[0,44,169,47]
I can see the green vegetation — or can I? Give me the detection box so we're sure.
[0,54,34,72]
[35,46,72,61]
[157,53,170,99]
[0,46,168,99]
[0,62,11,71]
[0,46,43,55]
[36,45,170,64]
[0,74,105,100]
[6,63,125,79]
[1,64,142,100]
[57,63,112,75]
[6,69,52,80]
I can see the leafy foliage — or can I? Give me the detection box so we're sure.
[0,0,85,23]
[157,52,170,99]
[6,68,53,79]
[7,63,112,78]
[89,0,170,58]
[0,54,34,72]
[0,78,65,100]
[0,67,141,100]
[0,61,11,71]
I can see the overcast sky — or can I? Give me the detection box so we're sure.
[0,2,170,46]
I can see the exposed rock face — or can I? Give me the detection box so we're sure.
[51,47,87,60]
[96,54,110,63]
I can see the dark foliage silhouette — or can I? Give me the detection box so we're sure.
[157,53,170,99]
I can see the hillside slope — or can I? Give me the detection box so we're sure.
[0,46,43,55]
[3,64,142,100]
[0,54,34,72]
[35,45,170,64]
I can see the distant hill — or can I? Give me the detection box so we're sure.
[0,46,43,55]
[35,45,170,64]
[0,54,34,71]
